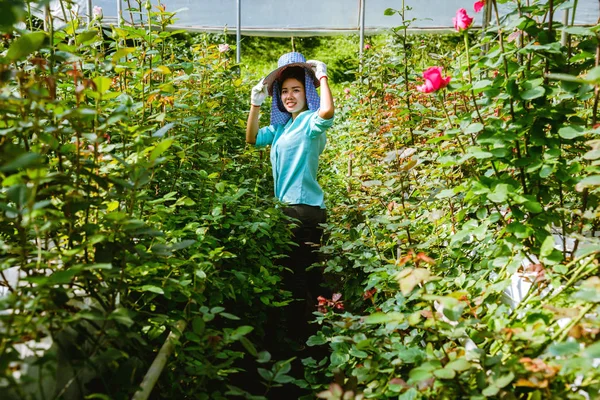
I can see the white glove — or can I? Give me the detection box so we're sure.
[250,80,268,106]
[306,60,328,80]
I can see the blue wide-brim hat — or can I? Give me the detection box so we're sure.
[263,52,321,126]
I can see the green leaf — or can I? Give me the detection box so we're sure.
[152,122,176,138]
[150,138,174,161]
[229,325,253,341]
[547,341,580,357]
[562,26,595,36]
[363,312,404,324]
[558,125,585,139]
[330,351,350,367]
[494,372,515,388]
[539,164,554,178]
[576,175,600,191]
[76,30,99,44]
[546,73,585,84]
[257,351,271,363]
[399,388,418,400]
[47,269,77,284]
[384,8,395,16]
[524,201,543,213]
[585,66,600,84]
[408,367,433,382]
[482,385,500,397]
[306,333,327,346]
[92,76,113,94]
[472,79,493,90]
[488,184,509,203]
[465,123,484,134]
[446,358,471,372]
[583,341,600,358]
[85,394,113,400]
[192,317,205,334]
[349,347,368,358]
[467,147,493,159]
[572,287,600,303]
[521,86,545,100]
[112,47,136,63]
[240,337,258,357]
[7,31,46,61]
[433,368,456,379]
[273,374,295,384]
[141,285,164,294]
[257,368,273,381]
[540,235,555,257]
[220,312,240,320]
[395,268,433,296]
[0,152,41,172]
[108,308,134,327]
[435,189,455,199]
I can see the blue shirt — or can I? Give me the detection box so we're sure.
[255,110,334,209]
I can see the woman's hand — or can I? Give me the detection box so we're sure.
[251,79,268,106]
[307,60,334,119]
[306,60,328,80]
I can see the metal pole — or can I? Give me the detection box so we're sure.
[87,0,93,23]
[481,1,492,53]
[43,4,48,31]
[561,9,569,46]
[236,0,241,64]
[117,0,122,26]
[359,0,365,70]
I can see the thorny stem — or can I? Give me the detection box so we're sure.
[572,188,589,255]
[549,256,598,301]
[553,303,595,342]
[440,91,467,154]
[593,14,600,125]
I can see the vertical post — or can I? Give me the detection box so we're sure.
[481,1,492,53]
[561,9,569,46]
[87,0,93,23]
[236,0,241,64]
[43,4,48,31]
[117,0,122,26]
[359,0,365,71]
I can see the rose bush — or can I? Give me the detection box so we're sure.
[312,0,600,398]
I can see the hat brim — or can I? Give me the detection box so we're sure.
[263,63,320,96]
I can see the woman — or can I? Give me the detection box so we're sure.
[246,52,334,352]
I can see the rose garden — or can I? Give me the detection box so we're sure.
[1,0,599,399]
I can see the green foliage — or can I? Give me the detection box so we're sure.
[2,0,600,399]
[311,1,600,398]
[0,5,295,399]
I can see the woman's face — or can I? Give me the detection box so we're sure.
[281,77,307,115]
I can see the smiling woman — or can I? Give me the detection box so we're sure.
[280,71,307,117]
[245,52,335,388]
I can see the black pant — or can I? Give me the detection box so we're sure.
[280,204,327,346]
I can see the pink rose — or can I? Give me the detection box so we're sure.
[473,1,485,13]
[416,66,451,93]
[453,8,474,32]
[218,43,230,53]
[364,44,371,50]
[93,6,102,17]
[344,88,350,94]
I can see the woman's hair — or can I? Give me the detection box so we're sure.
[278,66,305,93]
